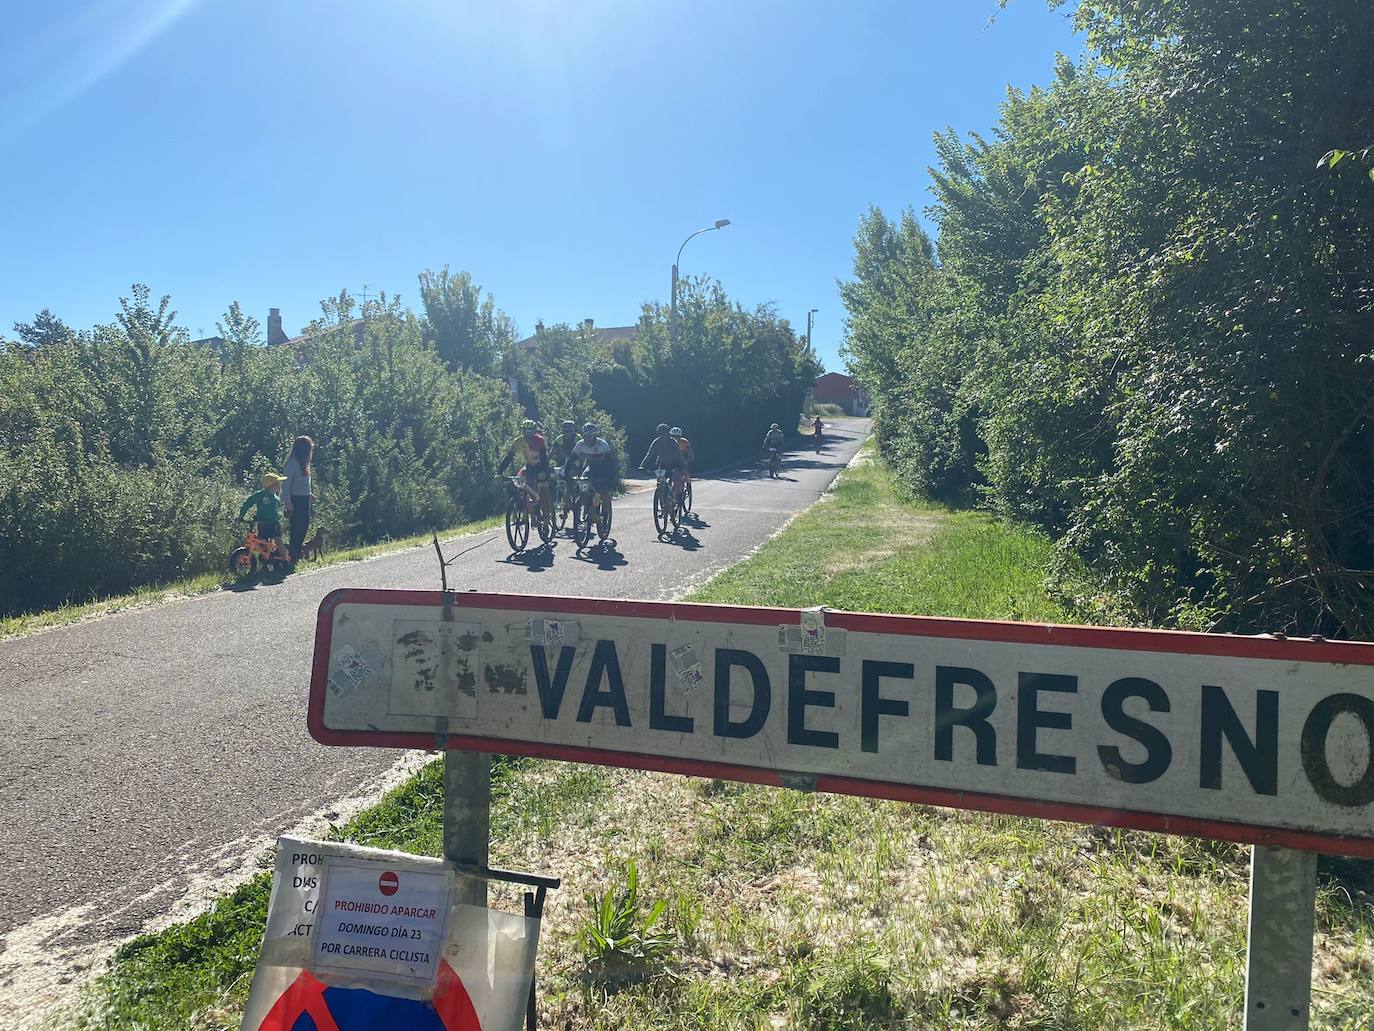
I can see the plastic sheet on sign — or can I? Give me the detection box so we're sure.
[240,836,538,1031]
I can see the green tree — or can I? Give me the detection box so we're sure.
[418,266,514,374]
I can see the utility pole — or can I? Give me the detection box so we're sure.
[807,308,818,350]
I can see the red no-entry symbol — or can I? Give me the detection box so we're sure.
[379,871,399,896]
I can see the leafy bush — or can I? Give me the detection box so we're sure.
[592,277,822,469]
[843,0,1374,637]
[0,286,520,618]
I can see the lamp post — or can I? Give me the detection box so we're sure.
[670,219,730,349]
[806,308,818,350]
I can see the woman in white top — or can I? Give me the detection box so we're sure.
[282,435,315,564]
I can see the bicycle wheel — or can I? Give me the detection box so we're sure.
[680,479,693,516]
[535,491,554,544]
[573,498,593,548]
[669,487,682,531]
[653,484,670,536]
[505,501,529,552]
[554,479,570,532]
[597,495,613,541]
[229,547,254,577]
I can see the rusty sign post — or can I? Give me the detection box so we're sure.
[310,589,1374,1028]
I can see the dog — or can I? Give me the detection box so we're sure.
[297,528,327,562]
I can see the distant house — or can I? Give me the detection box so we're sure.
[279,308,367,350]
[813,372,870,416]
[190,307,364,355]
[515,318,637,352]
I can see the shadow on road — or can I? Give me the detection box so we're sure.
[502,542,556,572]
[574,541,627,571]
[657,530,703,552]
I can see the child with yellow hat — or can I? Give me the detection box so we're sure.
[239,472,293,566]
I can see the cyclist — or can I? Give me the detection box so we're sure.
[670,426,694,511]
[569,421,618,517]
[238,471,293,564]
[763,422,786,476]
[812,416,823,450]
[498,418,553,520]
[640,422,686,507]
[551,419,580,519]
[670,426,694,469]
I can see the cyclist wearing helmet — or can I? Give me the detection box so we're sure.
[569,421,617,510]
[762,422,785,451]
[640,422,686,503]
[670,426,694,468]
[552,419,580,517]
[499,418,553,516]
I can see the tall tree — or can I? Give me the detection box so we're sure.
[418,266,514,374]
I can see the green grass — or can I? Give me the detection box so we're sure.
[71,450,1374,1029]
[0,517,500,642]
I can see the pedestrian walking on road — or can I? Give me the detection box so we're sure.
[283,435,315,565]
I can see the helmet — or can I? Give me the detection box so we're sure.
[562,420,575,431]
[669,426,682,438]
[770,422,780,430]
[656,422,670,434]
[581,422,598,435]
[521,418,537,433]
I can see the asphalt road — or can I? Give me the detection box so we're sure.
[0,420,868,1025]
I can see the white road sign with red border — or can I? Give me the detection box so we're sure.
[308,590,1374,858]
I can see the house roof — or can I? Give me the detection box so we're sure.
[515,324,638,350]
[282,318,366,348]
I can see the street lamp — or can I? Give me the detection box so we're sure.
[670,219,731,348]
[806,308,819,350]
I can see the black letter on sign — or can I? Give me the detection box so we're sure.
[531,645,576,719]
[1016,673,1078,774]
[862,660,913,754]
[1098,677,1172,784]
[714,649,771,739]
[1200,686,1278,796]
[1301,694,1374,808]
[576,640,631,726]
[788,654,841,749]
[935,666,997,766]
[650,643,694,734]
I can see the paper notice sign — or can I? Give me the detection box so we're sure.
[312,859,453,988]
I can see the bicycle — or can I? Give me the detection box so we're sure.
[767,448,782,478]
[571,472,613,549]
[228,522,293,578]
[505,472,554,553]
[652,468,683,537]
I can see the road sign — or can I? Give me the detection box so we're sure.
[309,589,1374,859]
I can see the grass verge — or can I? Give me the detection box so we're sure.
[0,517,500,642]
[72,455,1374,1029]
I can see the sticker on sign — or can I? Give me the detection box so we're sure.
[308,589,1374,858]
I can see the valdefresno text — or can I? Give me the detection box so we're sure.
[529,641,1374,808]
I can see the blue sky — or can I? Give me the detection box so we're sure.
[0,0,1080,372]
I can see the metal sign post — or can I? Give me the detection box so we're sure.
[443,749,491,908]
[1243,845,1317,1030]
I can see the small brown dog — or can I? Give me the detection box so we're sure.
[297,528,327,562]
